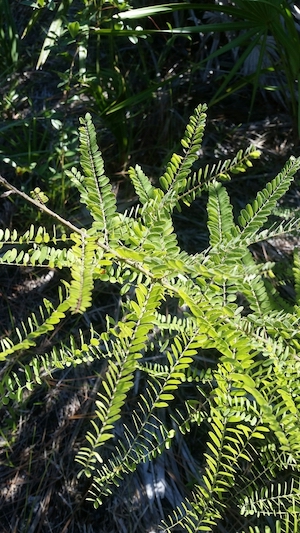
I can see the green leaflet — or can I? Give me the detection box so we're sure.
[128,164,157,204]
[238,156,300,241]
[66,113,118,243]
[207,180,234,246]
[76,282,164,476]
[68,232,96,314]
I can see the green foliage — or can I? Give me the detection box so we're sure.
[109,0,300,134]
[189,0,300,135]
[0,0,202,199]
[1,104,300,530]
[12,0,197,164]
[0,0,19,70]
[3,0,299,237]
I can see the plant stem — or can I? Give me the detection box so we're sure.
[0,174,84,236]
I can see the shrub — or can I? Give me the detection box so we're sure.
[1,104,300,531]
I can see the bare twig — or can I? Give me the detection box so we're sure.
[0,175,84,236]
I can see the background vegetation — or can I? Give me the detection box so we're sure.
[1,1,300,532]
